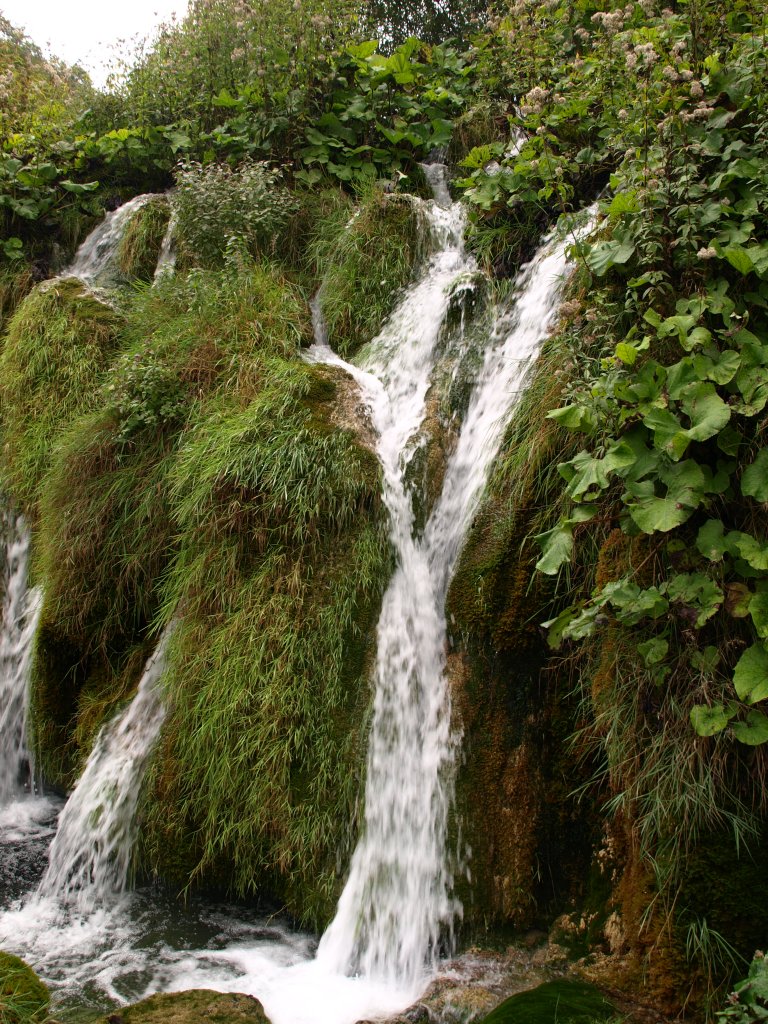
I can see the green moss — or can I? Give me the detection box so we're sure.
[117,196,171,281]
[28,262,312,789]
[0,265,35,337]
[316,191,419,358]
[141,358,390,925]
[0,952,50,1024]
[0,280,120,519]
[102,990,268,1024]
[478,980,616,1024]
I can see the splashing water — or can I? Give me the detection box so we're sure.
[36,631,170,912]
[0,514,42,806]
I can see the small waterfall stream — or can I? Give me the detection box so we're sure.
[64,193,161,286]
[0,515,42,805]
[36,631,170,911]
[0,183,595,1024]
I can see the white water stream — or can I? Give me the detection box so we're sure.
[0,516,42,805]
[36,631,170,911]
[0,182,594,1024]
[64,193,162,286]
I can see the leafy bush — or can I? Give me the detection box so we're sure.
[717,952,768,1022]
[172,160,298,267]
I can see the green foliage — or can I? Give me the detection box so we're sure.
[0,280,120,517]
[314,190,419,357]
[0,952,49,1024]
[294,38,475,187]
[0,15,93,140]
[172,160,298,267]
[717,952,768,1022]
[143,359,390,924]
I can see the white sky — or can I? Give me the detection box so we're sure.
[1,0,190,87]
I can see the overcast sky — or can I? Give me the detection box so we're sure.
[2,0,189,86]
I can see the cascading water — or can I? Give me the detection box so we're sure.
[0,511,60,908]
[0,514,42,805]
[36,630,170,910]
[313,179,596,992]
[0,180,596,1024]
[153,213,177,283]
[64,193,159,285]
[314,171,474,988]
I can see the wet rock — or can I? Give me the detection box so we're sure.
[104,990,271,1024]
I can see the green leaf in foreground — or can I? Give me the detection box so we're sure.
[733,643,768,704]
[742,448,768,502]
[731,709,768,746]
[690,703,734,737]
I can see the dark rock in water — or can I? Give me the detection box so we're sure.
[102,990,271,1024]
[0,828,54,908]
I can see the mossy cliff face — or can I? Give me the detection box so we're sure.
[317,191,420,359]
[445,331,599,937]
[0,230,392,924]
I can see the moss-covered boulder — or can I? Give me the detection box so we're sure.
[0,952,50,1024]
[477,980,615,1024]
[103,990,269,1024]
[317,191,419,359]
[117,195,171,282]
[0,279,121,519]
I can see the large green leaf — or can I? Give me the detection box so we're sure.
[627,460,706,534]
[664,573,723,627]
[732,710,768,746]
[585,238,635,276]
[733,643,768,703]
[534,505,597,575]
[729,531,768,571]
[679,381,731,441]
[690,704,733,737]
[546,404,598,432]
[696,519,728,561]
[723,243,754,276]
[749,590,768,638]
[535,523,574,575]
[742,448,768,501]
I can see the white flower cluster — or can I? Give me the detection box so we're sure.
[519,85,550,115]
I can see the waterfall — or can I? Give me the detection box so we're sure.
[153,213,177,283]
[0,175,596,1023]
[314,180,596,989]
[36,630,170,911]
[64,193,161,287]
[0,514,42,806]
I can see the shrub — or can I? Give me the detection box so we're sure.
[172,160,298,267]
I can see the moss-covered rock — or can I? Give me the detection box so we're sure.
[317,192,419,359]
[117,195,171,282]
[140,356,391,926]
[102,990,269,1024]
[0,279,121,519]
[0,952,50,1024]
[477,980,615,1024]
